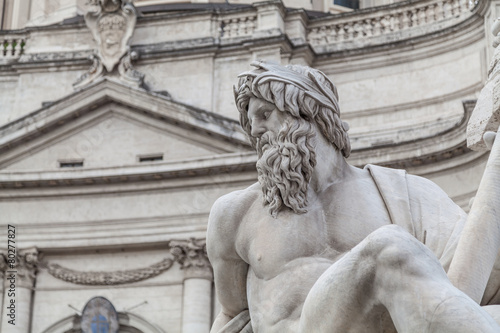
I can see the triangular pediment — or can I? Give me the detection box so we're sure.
[0,78,251,172]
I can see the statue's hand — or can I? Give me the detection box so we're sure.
[218,310,253,333]
[484,131,497,150]
[493,19,500,48]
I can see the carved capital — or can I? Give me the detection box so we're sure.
[170,238,213,280]
[16,248,39,288]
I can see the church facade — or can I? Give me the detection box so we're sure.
[0,0,494,332]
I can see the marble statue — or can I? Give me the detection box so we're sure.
[207,60,500,332]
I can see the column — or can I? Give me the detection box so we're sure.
[0,248,38,333]
[170,239,213,333]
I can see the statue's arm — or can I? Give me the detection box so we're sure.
[207,194,250,332]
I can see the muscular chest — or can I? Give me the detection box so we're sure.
[236,181,392,279]
[236,199,332,278]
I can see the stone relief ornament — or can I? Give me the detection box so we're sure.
[41,238,214,285]
[207,60,500,333]
[74,0,144,89]
[43,257,174,286]
[16,248,39,288]
[170,238,212,279]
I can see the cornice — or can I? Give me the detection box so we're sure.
[0,78,249,158]
[0,102,479,190]
[0,152,257,189]
[349,100,479,170]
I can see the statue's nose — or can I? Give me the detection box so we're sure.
[251,123,267,138]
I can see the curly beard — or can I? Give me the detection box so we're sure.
[256,118,317,218]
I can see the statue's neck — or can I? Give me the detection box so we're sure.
[308,137,357,193]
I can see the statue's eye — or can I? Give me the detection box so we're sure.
[263,111,271,119]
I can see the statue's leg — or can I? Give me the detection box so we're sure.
[299,225,500,333]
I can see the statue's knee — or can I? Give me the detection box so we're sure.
[360,225,417,268]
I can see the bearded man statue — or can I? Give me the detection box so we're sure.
[207,61,500,333]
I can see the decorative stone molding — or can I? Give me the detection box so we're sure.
[74,0,144,89]
[170,238,213,280]
[44,258,174,286]
[307,0,476,52]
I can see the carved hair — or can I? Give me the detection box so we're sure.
[234,61,351,158]
[256,118,316,217]
[98,14,126,31]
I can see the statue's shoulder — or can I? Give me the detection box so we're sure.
[207,183,261,257]
[208,182,261,229]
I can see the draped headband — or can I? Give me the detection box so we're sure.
[238,60,340,112]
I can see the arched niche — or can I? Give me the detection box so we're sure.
[40,298,165,333]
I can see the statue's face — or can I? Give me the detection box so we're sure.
[248,95,316,217]
[247,97,290,139]
[100,27,125,58]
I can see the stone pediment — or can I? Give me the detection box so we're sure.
[0,78,251,173]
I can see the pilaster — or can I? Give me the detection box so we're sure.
[0,247,38,333]
[170,238,213,333]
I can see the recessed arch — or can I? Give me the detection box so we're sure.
[40,312,165,333]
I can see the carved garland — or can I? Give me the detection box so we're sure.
[45,258,174,286]
[42,238,211,285]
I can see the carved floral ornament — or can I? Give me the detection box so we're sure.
[1,239,211,286]
[0,248,39,288]
[74,0,144,89]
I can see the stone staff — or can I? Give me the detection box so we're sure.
[447,18,500,304]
